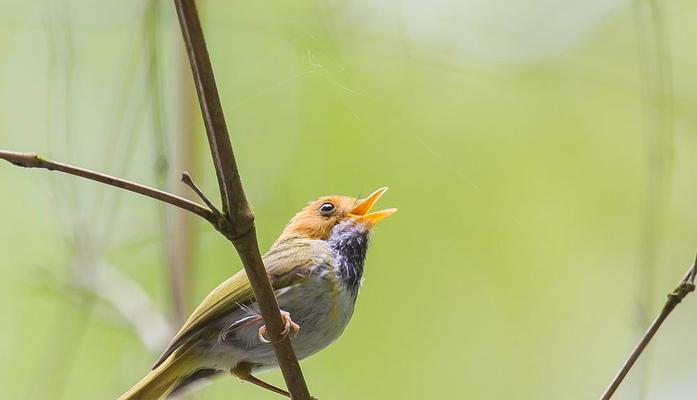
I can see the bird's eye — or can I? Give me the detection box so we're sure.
[318,202,335,216]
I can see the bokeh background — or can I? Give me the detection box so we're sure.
[1,1,696,399]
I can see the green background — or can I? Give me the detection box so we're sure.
[1,1,696,399]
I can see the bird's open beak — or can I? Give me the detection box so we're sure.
[349,187,397,226]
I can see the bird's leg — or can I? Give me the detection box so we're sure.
[220,314,263,342]
[257,310,300,344]
[232,364,290,398]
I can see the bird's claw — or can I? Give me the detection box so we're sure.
[258,310,300,344]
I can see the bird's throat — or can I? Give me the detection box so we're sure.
[327,221,370,296]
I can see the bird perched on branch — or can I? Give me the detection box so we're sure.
[118,187,396,399]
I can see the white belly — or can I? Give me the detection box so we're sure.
[203,266,357,372]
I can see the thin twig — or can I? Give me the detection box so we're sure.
[600,254,697,400]
[172,1,311,398]
[0,150,217,225]
[181,171,221,217]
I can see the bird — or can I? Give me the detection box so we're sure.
[118,187,396,399]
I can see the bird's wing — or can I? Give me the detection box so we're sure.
[153,239,330,369]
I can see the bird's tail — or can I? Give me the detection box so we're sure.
[117,347,199,400]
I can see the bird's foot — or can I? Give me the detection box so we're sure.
[258,310,300,344]
[233,364,319,399]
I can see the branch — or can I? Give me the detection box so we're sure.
[172,0,241,222]
[181,172,221,217]
[600,254,697,400]
[0,150,217,225]
[172,1,311,398]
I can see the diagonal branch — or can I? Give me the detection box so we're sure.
[172,1,311,398]
[172,0,240,221]
[0,150,217,225]
[600,254,697,400]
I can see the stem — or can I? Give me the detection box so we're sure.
[181,172,221,217]
[172,1,311,398]
[0,150,216,225]
[600,256,697,399]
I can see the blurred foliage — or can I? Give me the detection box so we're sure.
[1,1,696,399]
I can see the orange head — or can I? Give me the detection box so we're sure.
[277,187,397,242]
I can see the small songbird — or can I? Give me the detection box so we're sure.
[118,187,396,399]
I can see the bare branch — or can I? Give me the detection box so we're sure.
[600,254,697,400]
[181,172,221,217]
[0,150,217,225]
[172,0,241,222]
[172,1,311,398]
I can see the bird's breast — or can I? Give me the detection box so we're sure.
[211,261,357,371]
[274,263,357,359]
